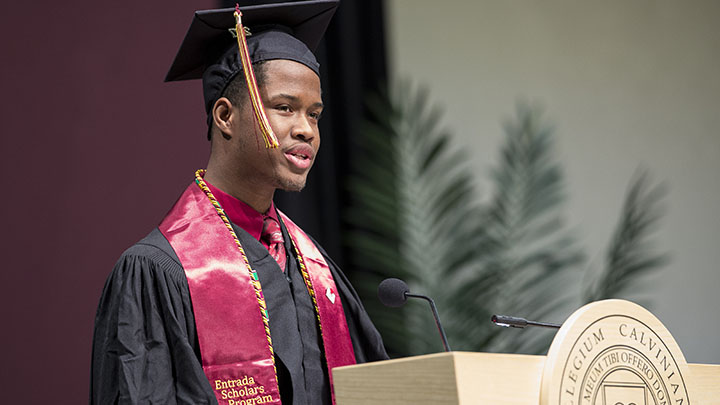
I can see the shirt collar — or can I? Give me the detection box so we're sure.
[204,180,279,243]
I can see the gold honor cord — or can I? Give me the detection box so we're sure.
[234,5,279,149]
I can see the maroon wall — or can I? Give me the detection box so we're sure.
[0,1,216,402]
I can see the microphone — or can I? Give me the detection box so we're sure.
[491,314,561,329]
[378,278,451,352]
[377,278,410,307]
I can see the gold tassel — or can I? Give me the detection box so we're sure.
[234,5,279,149]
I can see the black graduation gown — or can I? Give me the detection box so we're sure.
[91,220,388,404]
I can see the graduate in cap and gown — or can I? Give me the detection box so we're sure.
[90,1,388,404]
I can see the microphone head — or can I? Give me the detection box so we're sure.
[378,278,410,307]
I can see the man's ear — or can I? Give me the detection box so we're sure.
[212,97,234,140]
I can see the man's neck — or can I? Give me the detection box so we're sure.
[204,166,274,214]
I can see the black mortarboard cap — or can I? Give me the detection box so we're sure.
[166,0,339,115]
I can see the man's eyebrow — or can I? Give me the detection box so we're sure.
[274,93,299,102]
[273,93,324,109]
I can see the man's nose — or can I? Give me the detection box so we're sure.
[292,116,315,142]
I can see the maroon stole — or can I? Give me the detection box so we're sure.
[159,181,356,404]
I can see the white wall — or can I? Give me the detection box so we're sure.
[387,0,720,363]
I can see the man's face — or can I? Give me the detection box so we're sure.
[232,59,323,193]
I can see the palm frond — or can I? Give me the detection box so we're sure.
[345,85,668,358]
[583,171,669,305]
[345,81,487,356]
[477,104,585,354]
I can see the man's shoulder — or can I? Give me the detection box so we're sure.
[121,227,176,259]
[114,228,185,280]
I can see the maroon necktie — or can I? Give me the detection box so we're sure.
[262,216,287,271]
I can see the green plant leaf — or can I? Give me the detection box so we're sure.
[345,85,668,358]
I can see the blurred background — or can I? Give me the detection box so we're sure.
[0,0,717,403]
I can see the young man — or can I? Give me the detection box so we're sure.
[91,1,387,404]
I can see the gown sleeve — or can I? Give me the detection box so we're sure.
[90,239,216,405]
[310,238,390,363]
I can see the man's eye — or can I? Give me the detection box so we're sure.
[276,105,292,112]
[309,112,322,120]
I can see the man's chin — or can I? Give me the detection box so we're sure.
[277,177,307,193]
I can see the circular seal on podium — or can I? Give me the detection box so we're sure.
[541,300,692,405]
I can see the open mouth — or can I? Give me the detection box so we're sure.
[284,149,313,170]
[287,151,309,160]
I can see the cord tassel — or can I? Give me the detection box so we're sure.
[234,4,279,148]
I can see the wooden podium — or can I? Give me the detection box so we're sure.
[333,300,720,404]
